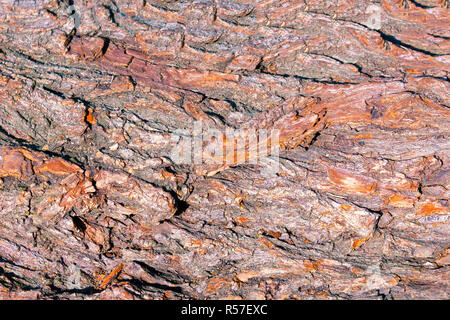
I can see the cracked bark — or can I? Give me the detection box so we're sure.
[0,0,449,299]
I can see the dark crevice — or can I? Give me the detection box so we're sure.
[378,31,443,57]
[174,198,189,217]
[103,5,119,27]
[123,278,185,295]
[100,37,111,57]
[42,86,67,99]
[303,131,321,151]
[0,124,30,146]
[257,68,356,85]
[162,187,190,218]
[428,33,450,40]
[47,284,98,296]
[0,124,86,169]
[71,216,87,233]
[133,260,187,284]
[408,0,435,8]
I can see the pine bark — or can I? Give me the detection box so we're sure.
[0,0,449,299]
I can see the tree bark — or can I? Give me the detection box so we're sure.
[0,0,449,299]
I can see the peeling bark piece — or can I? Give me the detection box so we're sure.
[197,96,327,176]
[96,263,124,290]
[0,148,33,179]
[226,55,262,72]
[93,170,176,225]
[326,166,377,195]
[68,37,106,60]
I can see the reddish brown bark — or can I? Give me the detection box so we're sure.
[0,0,448,299]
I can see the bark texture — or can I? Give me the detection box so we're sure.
[0,0,449,299]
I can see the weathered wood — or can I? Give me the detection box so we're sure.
[0,0,449,299]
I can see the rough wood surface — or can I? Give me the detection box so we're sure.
[0,0,449,299]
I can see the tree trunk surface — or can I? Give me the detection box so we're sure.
[0,0,449,299]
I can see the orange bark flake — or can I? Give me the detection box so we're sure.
[436,249,450,266]
[235,217,249,224]
[258,237,274,248]
[0,149,33,178]
[303,260,324,272]
[85,107,97,125]
[98,264,124,290]
[206,276,231,294]
[189,239,204,247]
[352,236,371,249]
[351,134,372,140]
[265,231,282,239]
[301,236,311,244]
[405,68,421,74]
[69,37,105,60]
[418,202,448,216]
[387,194,415,208]
[37,158,82,176]
[85,223,105,246]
